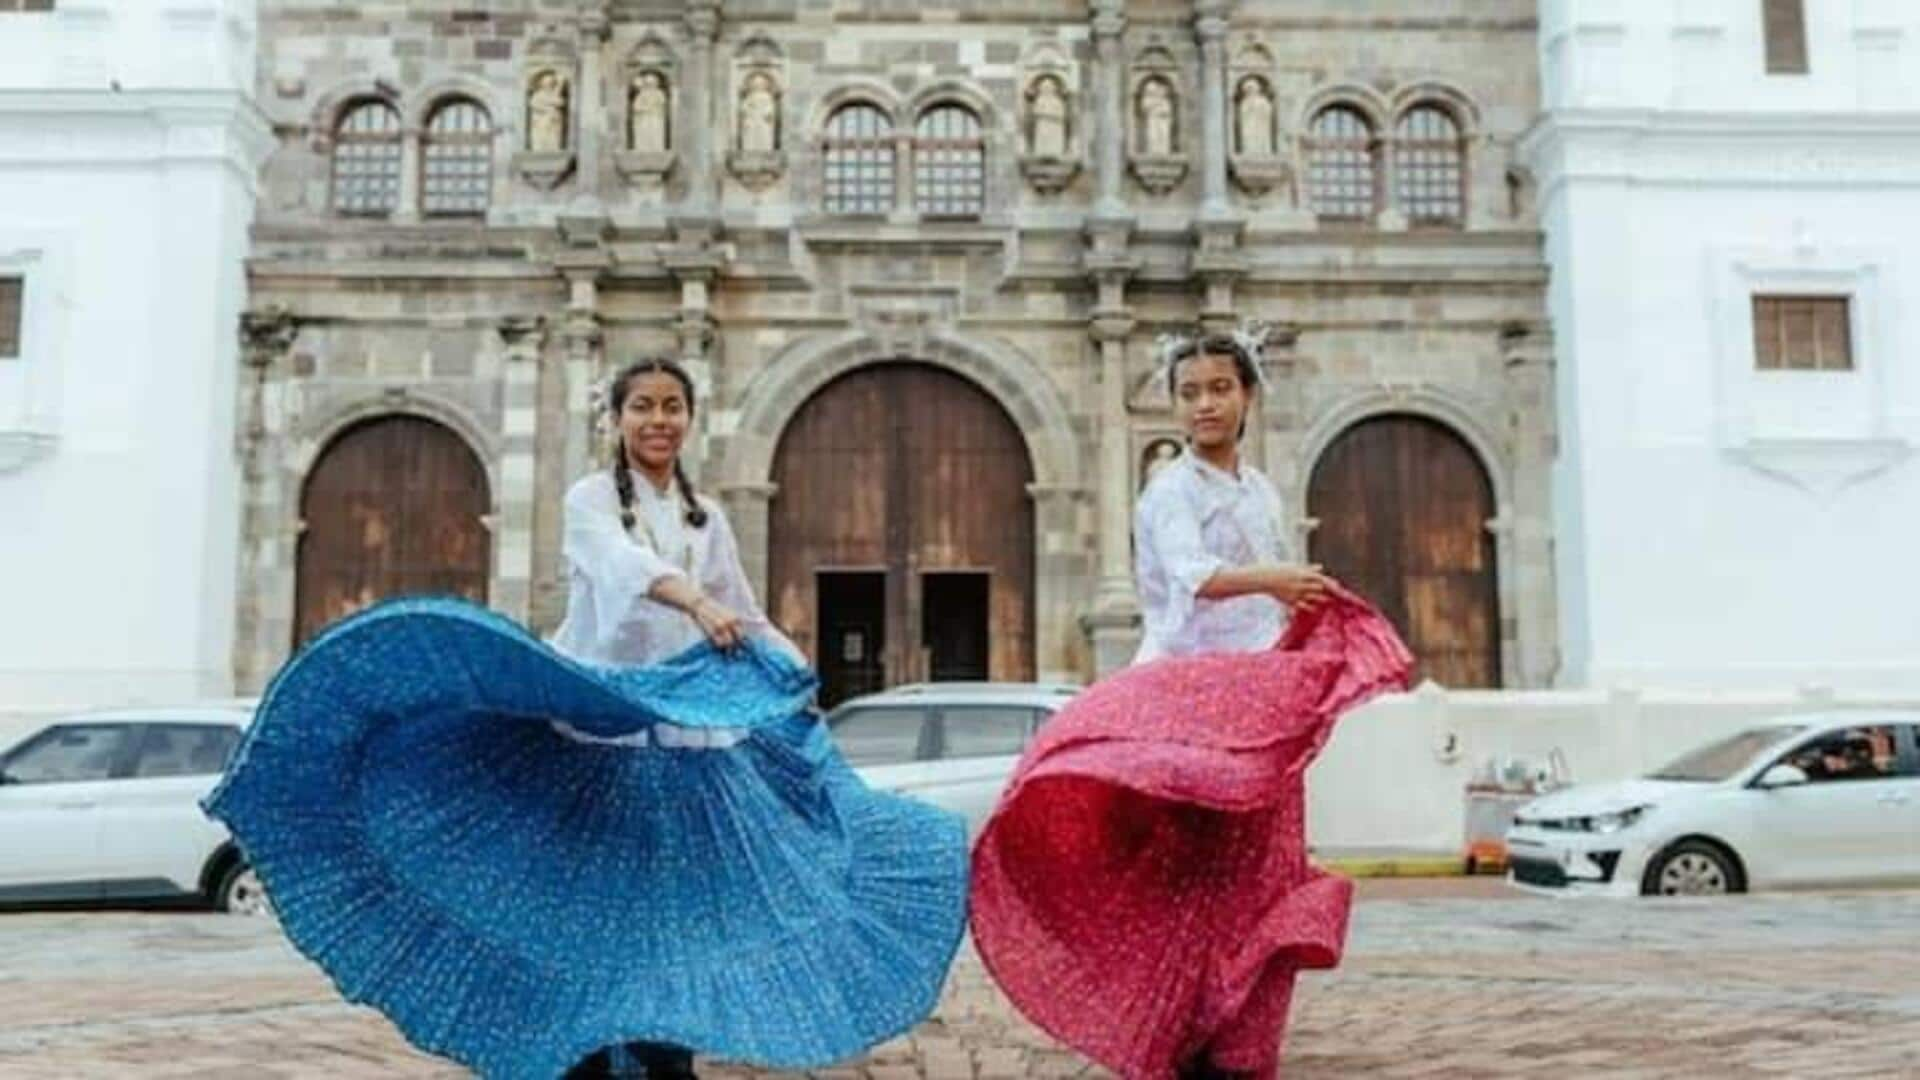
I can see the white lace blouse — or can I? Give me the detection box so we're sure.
[549,471,804,669]
[1132,449,1294,665]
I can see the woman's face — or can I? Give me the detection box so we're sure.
[617,371,691,473]
[1172,352,1251,452]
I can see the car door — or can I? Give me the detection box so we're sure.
[920,706,1039,835]
[0,723,140,896]
[1887,724,1920,883]
[829,706,936,793]
[1745,724,1910,888]
[91,723,243,896]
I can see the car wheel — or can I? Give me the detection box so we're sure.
[216,862,273,917]
[1643,840,1742,897]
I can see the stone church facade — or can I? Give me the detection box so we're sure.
[236,0,1558,697]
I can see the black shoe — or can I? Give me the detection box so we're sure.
[564,1049,616,1080]
[633,1043,697,1080]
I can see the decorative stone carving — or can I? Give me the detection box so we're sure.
[1019,75,1080,194]
[515,61,577,189]
[1235,75,1275,157]
[1226,41,1288,197]
[739,72,779,154]
[630,71,670,153]
[1140,437,1182,490]
[527,68,569,152]
[727,41,787,190]
[728,71,786,188]
[1127,47,1188,194]
[1138,76,1175,156]
[1229,75,1288,195]
[616,69,677,185]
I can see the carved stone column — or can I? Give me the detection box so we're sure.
[1091,0,1128,219]
[1195,0,1235,222]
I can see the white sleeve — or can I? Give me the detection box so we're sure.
[705,503,809,666]
[1135,487,1224,638]
[563,480,686,628]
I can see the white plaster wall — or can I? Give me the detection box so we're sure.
[1531,0,1920,692]
[0,1,272,708]
[1305,685,1920,854]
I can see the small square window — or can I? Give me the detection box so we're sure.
[0,276,22,359]
[1762,0,1809,75]
[1753,295,1851,371]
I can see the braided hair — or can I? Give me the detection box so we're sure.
[1165,332,1261,442]
[607,357,710,531]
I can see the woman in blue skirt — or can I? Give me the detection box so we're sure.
[206,358,968,1079]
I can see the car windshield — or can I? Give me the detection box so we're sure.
[1646,726,1807,782]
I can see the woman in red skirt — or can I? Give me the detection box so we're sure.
[970,325,1413,1079]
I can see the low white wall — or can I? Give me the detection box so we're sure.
[1306,684,1920,853]
[13,688,1917,856]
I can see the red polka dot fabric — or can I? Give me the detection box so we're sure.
[969,588,1414,1078]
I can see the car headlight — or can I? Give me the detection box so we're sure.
[1583,805,1651,834]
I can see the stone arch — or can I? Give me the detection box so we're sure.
[1388,80,1483,135]
[907,80,1001,131]
[720,329,1081,492]
[1298,389,1517,688]
[407,76,509,131]
[290,390,501,495]
[311,81,404,144]
[719,330,1087,684]
[810,80,907,134]
[1297,82,1392,135]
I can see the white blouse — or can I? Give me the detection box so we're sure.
[1132,449,1294,665]
[549,469,805,684]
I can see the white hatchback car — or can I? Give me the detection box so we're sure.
[0,705,269,914]
[825,681,1079,835]
[1506,712,1920,897]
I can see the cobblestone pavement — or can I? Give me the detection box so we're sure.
[1,882,1915,1078]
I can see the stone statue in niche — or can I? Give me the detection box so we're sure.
[738,72,780,154]
[1028,75,1069,159]
[629,71,670,153]
[1236,76,1275,157]
[1141,439,1182,490]
[1138,77,1175,156]
[527,69,570,152]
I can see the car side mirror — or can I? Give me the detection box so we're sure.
[1757,763,1809,789]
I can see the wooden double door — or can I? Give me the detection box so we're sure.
[294,415,491,646]
[1308,414,1502,688]
[769,363,1036,707]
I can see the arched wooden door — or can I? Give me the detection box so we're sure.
[769,363,1035,706]
[294,415,491,646]
[1308,414,1501,688]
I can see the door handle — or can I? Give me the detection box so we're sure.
[55,801,97,810]
[1878,793,1914,805]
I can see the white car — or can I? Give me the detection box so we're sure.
[0,705,269,914]
[1506,712,1920,897]
[825,681,1079,835]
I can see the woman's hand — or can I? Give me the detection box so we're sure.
[689,596,746,652]
[1268,564,1336,611]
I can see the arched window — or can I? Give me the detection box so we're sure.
[822,103,895,216]
[331,99,403,217]
[913,103,985,218]
[421,98,492,217]
[1395,105,1465,227]
[1304,105,1379,223]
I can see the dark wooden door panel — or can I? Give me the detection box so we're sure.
[1308,414,1500,688]
[294,416,490,646]
[770,363,1034,688]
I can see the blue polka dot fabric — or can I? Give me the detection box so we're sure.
[204,597,968,1078]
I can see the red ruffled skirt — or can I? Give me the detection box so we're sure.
[969,590,1413,1079]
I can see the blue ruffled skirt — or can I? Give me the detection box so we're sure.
[204,597,968,1078]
